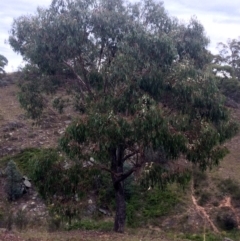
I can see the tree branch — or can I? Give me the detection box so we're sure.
[88,158,115,175]
[63,60,90,95]
[123,151,139,162]
[77,55,93,95]
[98,43,105,72]
[115,166,138,183]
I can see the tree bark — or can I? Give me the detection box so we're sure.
[110,146,126,233]
[113,178,126,233]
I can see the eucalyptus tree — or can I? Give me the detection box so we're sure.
[214,37,240,79]
[9,0,238,232]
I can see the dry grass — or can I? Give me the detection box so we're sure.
[213,132,240,181]
[0,85,23,124]
[17,228,185,241]
[0,84,77,157]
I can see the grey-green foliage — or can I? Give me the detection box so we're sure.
[0,54,8,76]
[213,37,240,103]
[5,160,23,201]
[8,0,239,232]
[214,37,240,80]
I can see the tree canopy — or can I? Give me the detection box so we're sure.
[9,0,238,232]
[214,37,240,79]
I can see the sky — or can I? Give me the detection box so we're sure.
[0,0,240,72]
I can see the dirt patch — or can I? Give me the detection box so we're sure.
[0,230,25,241]
[191,181,220,233]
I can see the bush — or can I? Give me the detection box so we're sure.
[14,210,28,230]
[193,169,208,189]
[48,215,62,232]
[216,207,238,231]
[28,149,63,199]
[198,191,211,206]
[5,160,23,201]
[218,78,240,103]
[217,178,240,201]
[143,188,178,218]
[125,185,180,228]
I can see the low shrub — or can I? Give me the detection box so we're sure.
[143,188,178,218]
[217,178,240,201]
[198,191,211,206]
[14,210,28,230]
[5,160,24,201]
[218,78,240,103]
[216,208,238,231]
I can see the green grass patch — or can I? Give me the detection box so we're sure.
[66,219,113,231]
[125,185,180,228]
[143,188,178,218]
[0,148,41,171]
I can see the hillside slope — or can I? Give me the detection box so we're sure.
[1,81,240,240]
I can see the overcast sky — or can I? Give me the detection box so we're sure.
[0,0,240,72]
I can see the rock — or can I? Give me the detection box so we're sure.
[2,121,24,132]
[63,161,71,170]
[223,238,234,241]
[87,204,96,215]
[22,176,31,188]
[86,199,96,215]
[22,205,27,211]
[99,208,111,216]
[64,120,71,125]
[58,130,64,135]
[0,146,18,157]
[75,193,79,202]
[3,147,17,154]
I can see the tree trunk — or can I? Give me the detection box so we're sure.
[110,146,126,233]
[113,180,126,232]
